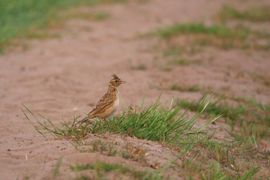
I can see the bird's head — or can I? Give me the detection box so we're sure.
[110,74,125,87]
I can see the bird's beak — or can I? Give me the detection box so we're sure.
[120,80,126,84]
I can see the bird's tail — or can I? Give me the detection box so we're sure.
[80,116,89,123]
[75,112,96,126]
[73,115,90,127]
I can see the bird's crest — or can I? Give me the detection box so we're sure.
[112,74,120,80]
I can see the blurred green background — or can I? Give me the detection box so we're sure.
[0,0,125,52]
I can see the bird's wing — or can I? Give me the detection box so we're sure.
[88,92,115,117]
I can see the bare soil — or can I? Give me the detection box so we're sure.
[0,0,269,179]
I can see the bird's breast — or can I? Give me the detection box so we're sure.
[113,91,120,110]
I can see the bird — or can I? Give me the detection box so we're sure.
[79,74,125,124]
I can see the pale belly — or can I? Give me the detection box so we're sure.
[113,94,120,110]
[110,91,119,117]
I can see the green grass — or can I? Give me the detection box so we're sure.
[90,104,200,145]
[154,23,270,50]
[240,167,260,180]
[200,162,259,180]
[156,23,249,39]
[22,106,92,140]
[200,162,227,180]
[178,96,246,122]
[0,0,126,52]
[52,158,63,177]
[71,161,162,179]
[71,162,124,172]
[181,137,263,179]
[178,95,270,139]
[23,103,204,148]
[219,5,270,22]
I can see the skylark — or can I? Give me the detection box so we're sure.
[80,74,125,123]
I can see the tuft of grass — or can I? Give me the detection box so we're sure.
[53,158,63,177]
[201,162,259,180]
[22,105,92,140]
[180,137,264,179]
[23,103,203,147]
[156,23,249,39]
[71,162,119,172]
[219,5,270,22]
[154,23,270,50]
[178,95,246,123]
[71,161,162,179]
[178,95,270,139]
[240,167,260,180]
[39,118,92,140]
[90,104,200,145]
[200,162,227,180]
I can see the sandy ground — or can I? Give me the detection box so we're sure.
[0,0,270,179]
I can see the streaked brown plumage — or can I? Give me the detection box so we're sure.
[81,74,125,123]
